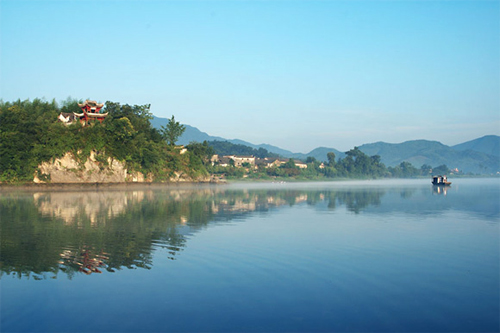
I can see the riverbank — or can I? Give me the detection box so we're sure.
[0,179,226,192]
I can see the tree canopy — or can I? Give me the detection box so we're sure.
[207,140,278,158]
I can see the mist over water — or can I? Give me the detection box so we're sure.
[1,179,499,332]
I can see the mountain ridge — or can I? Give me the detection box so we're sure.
[452,135,500,157]
[151,116,499,174]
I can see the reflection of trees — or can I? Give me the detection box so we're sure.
[318,190,385,214]
[335,190,384,214]
[0,186,391,279]
[0,191,194,280]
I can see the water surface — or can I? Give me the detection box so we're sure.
[1,179,499,332]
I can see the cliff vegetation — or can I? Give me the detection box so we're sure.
[0,98,211,183]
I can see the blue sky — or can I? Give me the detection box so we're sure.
[1,0,499,152]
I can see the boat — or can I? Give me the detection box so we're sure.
[432,175,451,186]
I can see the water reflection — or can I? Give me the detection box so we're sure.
[59,247,109,275]
[433,185,449,195]
[1,180,498,279]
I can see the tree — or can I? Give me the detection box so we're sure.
[433,164,450,175]
[105,102,153,134]
[207,140,277,158]
[161,116,185,146]
[306,156,316,164]
[420,164,432,176]
[186,141,215,165]
[59,97,83,114]
[327,152,336,167]
[399,161,419,177]
[281,158,297,169]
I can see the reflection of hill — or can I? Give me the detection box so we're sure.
[2,181,497,280]
[5,187,380,279]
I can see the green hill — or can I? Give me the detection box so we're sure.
[0,100,210,183]
[452,135,500,157]
[151,116,296,157]
[286,147,346,163]
[359,140,499,174]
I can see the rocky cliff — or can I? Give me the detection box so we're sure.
[34,151,210,184]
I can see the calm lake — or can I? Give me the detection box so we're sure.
[1,179,499,332]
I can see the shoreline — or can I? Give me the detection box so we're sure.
[0,181,225,192]
[1,175,497,192]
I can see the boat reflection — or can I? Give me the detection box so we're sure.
[433,185,449,195]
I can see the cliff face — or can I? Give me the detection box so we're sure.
[33,151,210,184]
[34,151,129,183]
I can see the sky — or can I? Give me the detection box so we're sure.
[1,0,499,153]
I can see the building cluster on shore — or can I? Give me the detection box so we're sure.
[210,154,324,170]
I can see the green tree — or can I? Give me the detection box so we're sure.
[207,140,277,158]
[327,152,336,167]
[399,161,419,177]
[185,141,215,165]
[306,156,316,164]
[421,164,432,176]
[433,164,450,175]
[281,158,297,169]
[59,97,83,114]
[161,116,186,146]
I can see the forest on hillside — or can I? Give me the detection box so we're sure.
[0,98,213,183]
[208,140,279,158]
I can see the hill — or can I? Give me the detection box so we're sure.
[286,147,346,162]
[358,140,499,174]
[0,100,212,183]
[151,116,296,157]
[359,140,449,166]
[452,135,500,157]
[151,116,226,144]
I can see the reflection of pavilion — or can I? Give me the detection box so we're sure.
[59,248,109,275]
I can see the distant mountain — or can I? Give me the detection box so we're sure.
[151,116,295,156]
[285,147,346,162]
[225,139,296,157]
[452,135,500,157]
[359,140,449,166]
[151,116,227,144]
[151,115,499,174]
[358,140,499,174]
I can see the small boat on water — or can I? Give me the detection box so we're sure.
[432,175,451,186]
